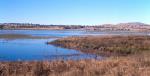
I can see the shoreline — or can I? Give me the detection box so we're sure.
[0,52,150,76]
[0,34,59,39]
[0,35,150,76]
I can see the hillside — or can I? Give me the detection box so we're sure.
[85,22,150,32]
[0,22,150,32]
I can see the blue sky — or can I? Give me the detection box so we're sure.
[0,0,150,25]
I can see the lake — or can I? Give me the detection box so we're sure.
[0,30,149,61]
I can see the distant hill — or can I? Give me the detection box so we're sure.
[85,22,150,32]
[0,22,150,32]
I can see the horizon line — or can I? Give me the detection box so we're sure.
[0,22,150,26]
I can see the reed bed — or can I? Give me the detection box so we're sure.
[1,36,150,76]
[49,36,150,56]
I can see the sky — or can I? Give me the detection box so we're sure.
[0,0,150,25]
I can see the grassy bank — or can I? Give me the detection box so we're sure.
[0,52,150,76]
[49,36,150,56]
[0,34,58,39]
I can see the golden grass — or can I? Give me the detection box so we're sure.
[49,36,150,56]
[0,52,150,76]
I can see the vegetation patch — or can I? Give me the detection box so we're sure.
[49,36,150,56]
[0,52,150,76]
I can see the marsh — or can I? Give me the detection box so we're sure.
[0,30,150,61]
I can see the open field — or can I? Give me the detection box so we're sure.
[0,34,58,39]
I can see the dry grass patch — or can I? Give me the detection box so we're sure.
[49,36,150,56]
[0,52,150,76]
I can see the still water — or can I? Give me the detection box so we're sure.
[0,30,149,61]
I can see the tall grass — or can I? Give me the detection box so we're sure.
[0,52,150,76]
